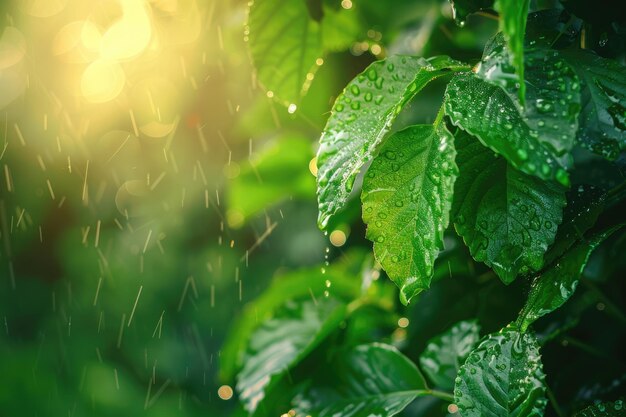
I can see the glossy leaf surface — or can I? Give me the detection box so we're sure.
[361,124,457,304]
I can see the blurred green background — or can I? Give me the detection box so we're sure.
[8,0,619,416]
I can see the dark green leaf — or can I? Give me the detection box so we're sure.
[236,298,346,413]
[494,0,530,103]
[455,327,547,417]
[361,123,457,304]
[544,184,606,265]
[473,36,581,156]
[419,320,480,390]
[228,136,315,226]
[563,49,626,160]
[575,399,626,416]
[452,130,566,283]
[317,55,468,228]
[525,9,582,49]
[300,343,432,417]
[517,226,622,331]
[247,0,322,106]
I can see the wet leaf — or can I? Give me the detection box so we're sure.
[494,0,530,103]
[247,0,322,106]
[228,136,315,225]
[575,399,626,416]
[361,123,457,304]
[445,47,578,185]
[317,55,468,228]
[563,49,626,160]
[544,184,606,265]
[299,343,430,417]
[472,35,581,156]
[517,226,622,331]
[419,320,481,390]
[236,298,346,413]
[455,327,547,417]
[452,130,566,284]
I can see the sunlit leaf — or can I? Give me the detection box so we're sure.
[419,320,480,390]
[317,55,468,228]
[361,123,457,304]
[228,135,315,225]
[452,130,566,284]
[247,0,322,106]
[321,6,363,52]
[455,327,547,417]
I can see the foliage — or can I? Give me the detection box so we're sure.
[232,0,626,416]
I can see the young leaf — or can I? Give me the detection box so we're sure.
[563,50,626,160]
[247,0,323,106]
[228,136,315,226]
[317,55,468,228]
[494,0,530,103]
[236,298,347,412]
[455,327,547,417]
[299,343,434,417]
[361,123,457,304]
[575,399,626,416]
[517,226,622,331]
[419,320,481,391]
[452,131,566,284]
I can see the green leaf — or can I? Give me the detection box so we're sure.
[228,135,315,226]
[455,327,547,417]
[361,123,457,304]
[525,9,582,49]
[419,320,481,391]
[517,226,622,331]
[452,130,566,284]
[321,5,362,52]
[247,0,323,106]
[220,251,366,382]
[300,343,434,417]
[446,71,571,186]
[475,36,581,156]
[563,50,626,160]
[236,298,347,413]
[544,184,606,265]
[448,0,495,26]
[317,55,468,228]
[494,0,530,103]
[575,399,626,416]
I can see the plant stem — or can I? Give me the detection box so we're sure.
[426,389,455,403]
[546,385,564,417]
